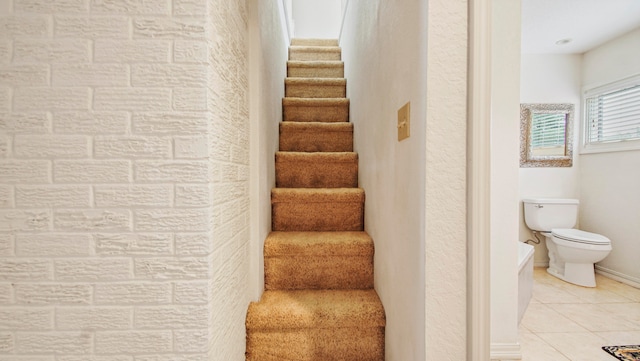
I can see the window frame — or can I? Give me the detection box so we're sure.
[581,74,640,154]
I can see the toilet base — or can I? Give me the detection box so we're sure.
[547,263,596,287]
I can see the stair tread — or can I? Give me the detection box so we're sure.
[246,289,385,330]
[272,187,364,203]
[283,97,349,105]
[291,38,339,46]
[280,122,353,152]
[289,46,342,61]
[290,45,341,52]
[276,151,357,162]
[285,77,346,85]
[276,151,358,188]
[285,78,346,98]
[288,60,344,67]
[265,231,373,256]
[283,98,349,123]
[280,121,353,131]
[287,61,345,79]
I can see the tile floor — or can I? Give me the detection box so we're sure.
[519,267,640,361]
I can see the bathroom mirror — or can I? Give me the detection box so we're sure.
[520,103,574,167]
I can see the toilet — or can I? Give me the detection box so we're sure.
[522,198,612,287]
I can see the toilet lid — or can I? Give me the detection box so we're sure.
[552,228,611,245]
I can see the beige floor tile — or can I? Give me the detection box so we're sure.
[550,303,640,332]
[537,332,613,361]
[533,268,630,303]
[552,280,635,303]
[533,267,560,284]
[599,303,640,327]
[520,303,589,333]
[595,330,640,345]
[596,275,640,302]
[532,281,586,304]
[519,325,532,334]
[521,270,640,360]
[519,330,570,361]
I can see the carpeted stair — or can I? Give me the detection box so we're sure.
[275,152,358,188]
[245,38,386,360]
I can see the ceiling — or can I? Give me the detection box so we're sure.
[521,0,640,54]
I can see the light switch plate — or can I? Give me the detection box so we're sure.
[397,101,410,141]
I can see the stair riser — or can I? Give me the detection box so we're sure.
[289,49,341,61]
[279,127,353,152]
[265,256,373,290]
[273,202,364,231]
[246,327,384,361]
[285,83,346,98]
[283,104,349,122]
[276,160,357,188]
[288,66,344,78]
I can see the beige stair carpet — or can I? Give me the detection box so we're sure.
[283,97,350,122]
[289,45,342,61]
[275,151,358,188]
[247,290,385,361]
[285,78,347,98]
[246,38,386,361]
[279,122,354,152]
[287,60,345,78]
[264,231,374,290]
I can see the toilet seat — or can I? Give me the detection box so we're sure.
[551,228,611,246]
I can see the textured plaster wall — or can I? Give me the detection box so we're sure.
[340,0,467,359]
[0,0,251,360]
[208,1,252,359]
[424,0,467,360]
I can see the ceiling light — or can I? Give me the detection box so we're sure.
[555,38,573,46]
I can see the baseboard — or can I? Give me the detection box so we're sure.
[595,265,640,289]
[490,342,522,360]
[533,261,549,268]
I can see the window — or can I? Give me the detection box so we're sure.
[583,75,640,153]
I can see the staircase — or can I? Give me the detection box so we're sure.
[245,39,386,361]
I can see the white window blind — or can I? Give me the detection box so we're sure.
[531,113,567,148]
[584,78,640,148]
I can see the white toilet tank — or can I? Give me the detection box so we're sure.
[522,198,579,232]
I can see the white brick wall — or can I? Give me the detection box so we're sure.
[0,0,252,360]
[14,39,91,64]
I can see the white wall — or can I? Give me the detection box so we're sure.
[580,28,640,284]
[283,0,294,40]
[292,0,342,39]
[341,0,468,359]
[0,1,252,360]
[582,28,640,87]
[340,2,427,358]
[248,0,289,300]
[490,0,522,357]
[519,54,583,266]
